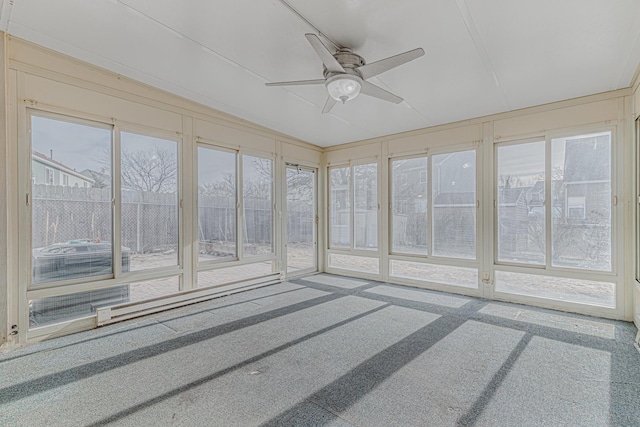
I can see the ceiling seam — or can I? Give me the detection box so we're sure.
[112,1,324,113]
[370,76,434,127]
[276,0,341,50]
[454,0,511,111]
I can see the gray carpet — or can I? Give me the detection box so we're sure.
[0,275,639,426]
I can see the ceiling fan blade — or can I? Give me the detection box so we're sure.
[360,80,403,104]
[357,48,425,80]
[322,96,337,114]
[305,33,345,74]
[265,79,326,86]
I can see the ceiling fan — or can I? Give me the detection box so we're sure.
[266,34,425,113]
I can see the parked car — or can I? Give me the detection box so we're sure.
[30,240,131,327]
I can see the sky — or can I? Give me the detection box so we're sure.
[32,116,178,174]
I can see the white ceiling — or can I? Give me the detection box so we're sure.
[2,0,640,147]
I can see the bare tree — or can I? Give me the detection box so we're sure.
[199,171,235,197]
[120,147,177,192]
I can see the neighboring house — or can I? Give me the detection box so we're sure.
[431,151,477,257]
[497,186,530,253]
[562,134,610,222]
[32,151,94,187]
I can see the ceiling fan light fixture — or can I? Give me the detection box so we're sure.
[325,75,362,103]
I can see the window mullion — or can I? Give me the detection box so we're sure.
[545,138,552,269]
[113,127,122,278]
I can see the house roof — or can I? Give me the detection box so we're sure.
[498,187,526,205]
[32,151,95,183]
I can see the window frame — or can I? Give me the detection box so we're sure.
[195,141,239,267]
[388,146,479,262]
[25,110,186,293]
[493,127,617,276]
[327,159,379,253]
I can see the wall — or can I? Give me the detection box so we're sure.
[0,34,8,347]
[633,69,640,332]
[1,35,322,346]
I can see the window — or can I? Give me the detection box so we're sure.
[62,173,69,186]
[551,132,611,271]
[120,132,179,271]
[329,163,378,251]
[329,167,350,248]
[390,150,477,260]
[567,196,586,219]
[497,141,546,265]
[496,132,612,272]
[31,115,113,285]
[354,163,378,250]
[243,155,273,256]
[391,157,427,255]
[197,146,237,262]
[432,150,476,259]
[45,167,54,185]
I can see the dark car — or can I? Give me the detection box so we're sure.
[30,240,131,327]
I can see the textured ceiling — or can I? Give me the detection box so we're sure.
[2,0,640,147]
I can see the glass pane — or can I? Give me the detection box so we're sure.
[328,253,379,274]
[391,157,427,255]
[198,147,236,262]
[121,133,178,271]
[551,132,611,271]
[31,116,113,285]
[432,150,476,259]
[198,262,273,288]
[129,276,180,303]
[497,141,545,265]
[287,168,315,273]
[30,284,129,327]
[354,163,378,250]
[495,270,615,308]
[389,260,478,289]
[243,155,273,256]
[329,167,350,248]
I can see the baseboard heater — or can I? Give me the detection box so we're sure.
[96,272,283,326]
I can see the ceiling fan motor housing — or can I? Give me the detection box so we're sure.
[323,48,366,79]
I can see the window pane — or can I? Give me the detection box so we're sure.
[243,155,273,256]
[391,157,427,255]
[287,167,315,273]
[330,167,350,248]
[30,284,129,327]
[120,133,178,271]
[551,132,611,271]
[328,253,379,275]
[198,262,273,288]
[354,163,378,250]
[389,260,478,289]
[495,270,615,308]
[31,116,113,285]
[497,141,545,265]
[432,150,476,259]
[198,147,236,262]
[129,276,180,303]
